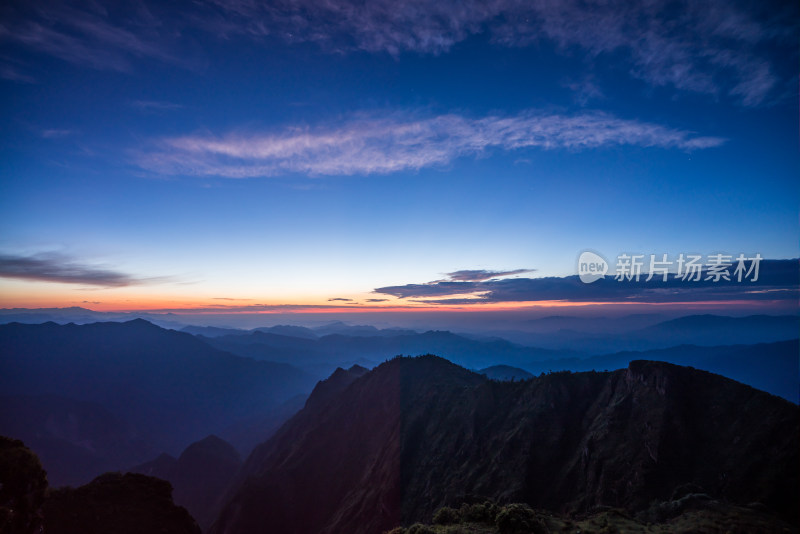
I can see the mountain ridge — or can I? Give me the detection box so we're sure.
[211,355,798,534]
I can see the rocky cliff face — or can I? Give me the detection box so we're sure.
[211,356,798,534]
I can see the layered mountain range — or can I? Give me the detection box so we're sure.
[1,316,797,533]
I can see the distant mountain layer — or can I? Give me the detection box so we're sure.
[202,324,797,402]
[182,322,413,339]
[211,356,798,534]
[3,307,795,355]
[0,320,317,485]
[0,306,186,330]
[635,314,799,345]
[202,328,573,372]
[490,314,799,352]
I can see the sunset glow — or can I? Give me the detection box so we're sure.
[0,0,797,323]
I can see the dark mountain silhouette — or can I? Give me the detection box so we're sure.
[302,364,369,412]
[1,436,199,534]
[211,356,798,534]
[0,436,48,534]
[479,365,534,381]
[0,320,317,485]
[519,340,799,403]
[42,472,200,534]
[132,435,241,529]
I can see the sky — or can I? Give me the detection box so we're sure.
[0,0,798,319]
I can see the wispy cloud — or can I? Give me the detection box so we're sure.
[0,252,169,287]
[136,109,725,178]
[199,0,795,105]
[328,297,354,302]
[446,269,534,282]
[374,260,799,304]
[0,1,177,72]
[2,1,791,104]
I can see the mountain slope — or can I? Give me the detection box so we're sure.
[211,356,798,534]
[0,320,317,484]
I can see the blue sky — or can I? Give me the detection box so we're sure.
[0,0,797,314]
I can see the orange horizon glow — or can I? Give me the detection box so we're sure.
[1,296,793,315]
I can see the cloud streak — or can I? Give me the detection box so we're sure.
[0,252,167,287]
[2,1,792,104]
[374,260,799,304]
[200,0,795,105]
[136,110,725,178]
